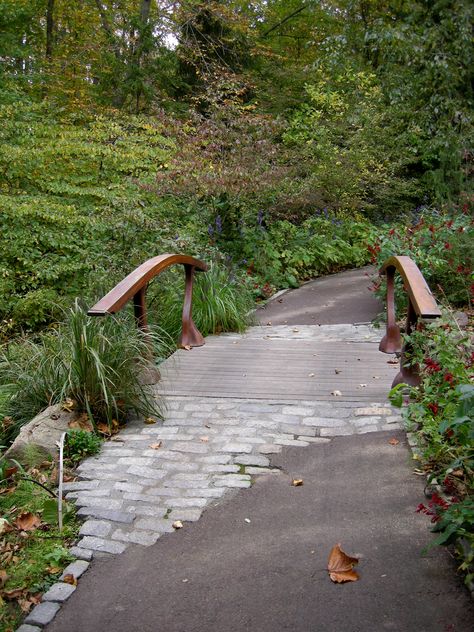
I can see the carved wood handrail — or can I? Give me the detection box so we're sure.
[88,254,208,348]
[379,255,441,386]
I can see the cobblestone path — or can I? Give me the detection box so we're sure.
[23,324,403,628]
[65,324,401,558]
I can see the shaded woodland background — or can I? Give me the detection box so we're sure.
[0,0,473,333]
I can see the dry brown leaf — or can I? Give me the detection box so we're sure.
[47,566,61,575]
[144,417,157,425]
[68,412,94,432]
[327,544,359,583]
[388,438,400,446]
[96,422,111,435]
[0,569,7,589]
[148,442,162,450]
[14,512,41,532]
[4,466,18,479]
[2,587,26,600]
[61,398,76,412]
[0,519,12,536]
[172,520,183,529]
[291,479,304,487]
[63,574,77,586]
[18,593,41,613]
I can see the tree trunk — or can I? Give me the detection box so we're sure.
[46,0,55,60]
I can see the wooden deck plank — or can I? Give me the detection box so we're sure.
[157,334,398,402]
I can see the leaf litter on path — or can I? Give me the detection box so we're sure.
[327,543,360,583]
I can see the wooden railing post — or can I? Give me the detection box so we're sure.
[179,264,205,348]
[88,253,208,360]
[379,256,441,388]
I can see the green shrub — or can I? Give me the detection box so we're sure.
[389,315,474,587]
[369,208,473,309]
[65,429,102,463]
[0,302,168,446]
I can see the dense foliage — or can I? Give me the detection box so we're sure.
[390,317,474,588]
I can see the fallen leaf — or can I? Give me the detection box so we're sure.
[334,369,341,374]
[96,422,111,435]
[388,438,400,446]
[14,512,41,532]
[61,398,76,412]
[0,518,12,535]
[47,566,61,575]
[68,412,93,432]
[331,390,342,397]
[291,479,304,486]
[172,520,183,529]
[0,570,7,589]
[266,321,272,326]
[4,465,18,479]
[387,359,399,365]
[199,436,209,442]
[182,345,192,351]
[63,574,77,586]
[2,587,26,600]
[327,543,359,583]
[144,417,157,425]
[148,442,162,450]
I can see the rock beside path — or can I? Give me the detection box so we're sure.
[5,404,88,461]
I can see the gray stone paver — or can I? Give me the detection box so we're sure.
[61,325,402,565]
[24,602,61,627]
[42,582,76,603]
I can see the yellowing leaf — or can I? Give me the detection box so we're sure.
[144,417,157,425]
[63,573,77,586]
[291,479,304,486]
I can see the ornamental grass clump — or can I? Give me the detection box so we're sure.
[148,260,254,339]
[0,301,167,446]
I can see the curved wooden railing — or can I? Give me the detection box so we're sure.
[379,256,441,387]
[88,254,208,348]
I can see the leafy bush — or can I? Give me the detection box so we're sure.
[235,215,376,294]
[370,208,473,308]
[65,429,102,463]
[390,315,474,587]
[0,302,167,445]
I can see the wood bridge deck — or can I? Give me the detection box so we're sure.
[157,324,398,402]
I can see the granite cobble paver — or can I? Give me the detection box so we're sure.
[24,603,61,627]
[42,582,76,603]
